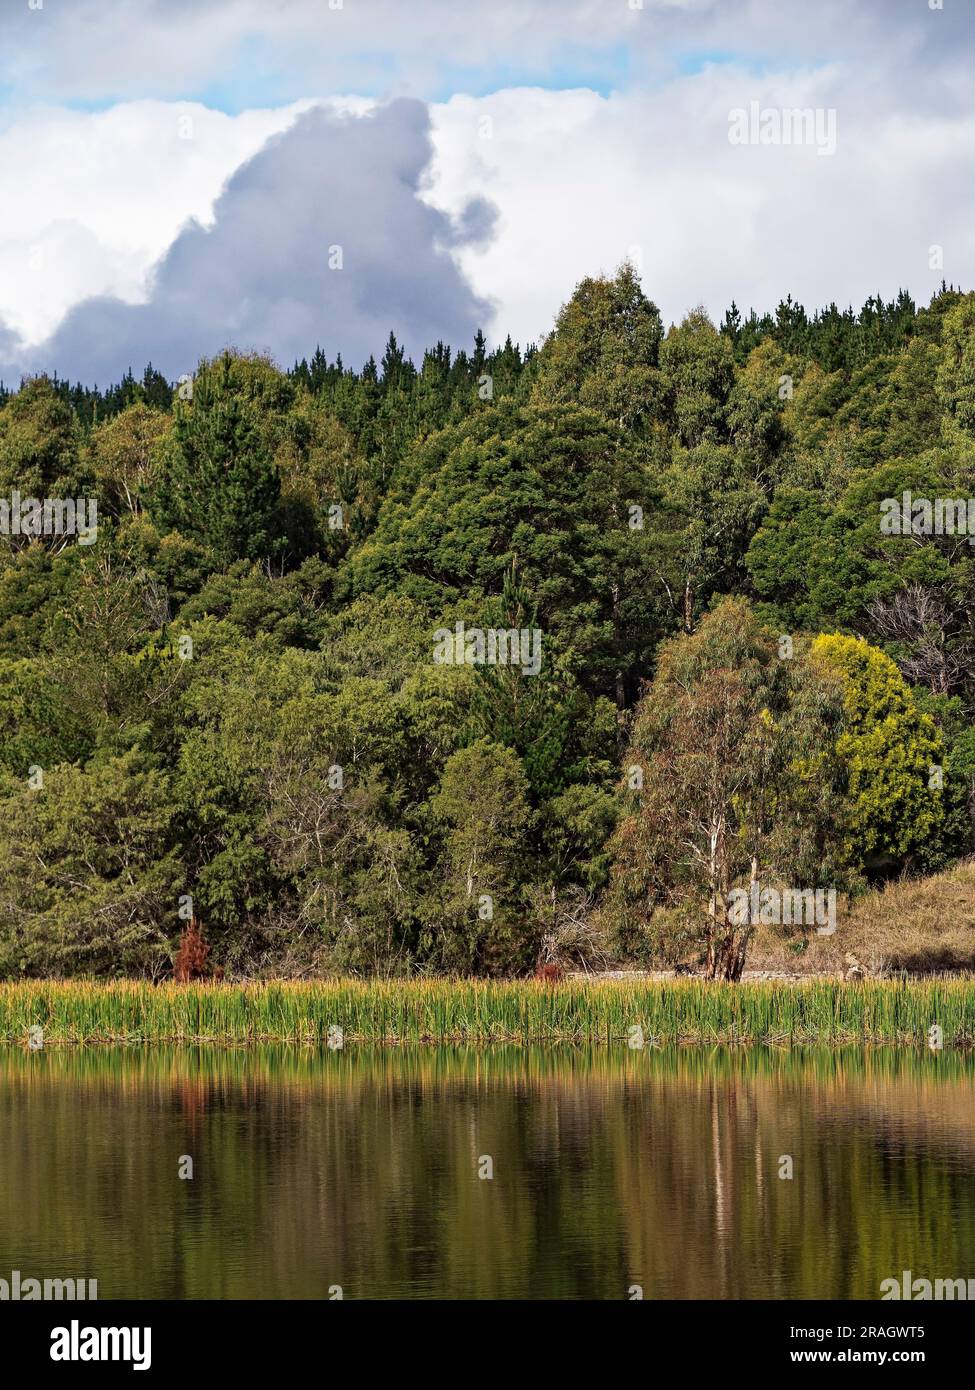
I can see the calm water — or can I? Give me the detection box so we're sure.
[1,1046,974,1300]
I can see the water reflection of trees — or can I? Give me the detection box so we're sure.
[0,1046,973,1299]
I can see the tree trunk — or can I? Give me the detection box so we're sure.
[705,817,723,978]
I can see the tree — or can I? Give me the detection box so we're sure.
[606,599,845,979]
[0,751,181,978]
[530,263,665,434]
[272,397,364,562]
[349,401,675,709]
[177,556,334,650]
[427,739,534,974]
[746,454,973,634]
[151,352,282,566]
[938,293,975,446]
[90,403,170,518]
[0,376,84,503]
[173,916,212,981]
[726,339,794,478]
[866,583,975,699]
[659,309,735,448]
[810,633,946,873]
[660,442,765,631]
[913,689,975,860]
[40,544,189,759]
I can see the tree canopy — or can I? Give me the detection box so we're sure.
[1,267,974,978]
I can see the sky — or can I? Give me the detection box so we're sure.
[0,0,972,385]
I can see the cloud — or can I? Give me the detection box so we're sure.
[0,100,314,347]
[1,100,494,384]
[0,319,20,379]
[1,2,973,381]
[425,73,975,347]
[0,0,685,106]
[1,0,972,109]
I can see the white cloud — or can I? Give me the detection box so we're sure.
[426,74,975,346]
[0,99,314,344]
[0,0,692,105]
[2,0,970,114]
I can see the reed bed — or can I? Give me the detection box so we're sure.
[1,977,974,1046]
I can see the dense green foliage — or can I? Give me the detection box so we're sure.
[1,268,974,978]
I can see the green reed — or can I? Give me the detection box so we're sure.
[0,977,973,1046]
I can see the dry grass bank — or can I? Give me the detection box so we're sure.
[747,860,975,976]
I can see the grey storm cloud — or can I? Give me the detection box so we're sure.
[1,99,496,386]
[0,321,19,366]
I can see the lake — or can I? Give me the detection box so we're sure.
[1,1045,973,1300]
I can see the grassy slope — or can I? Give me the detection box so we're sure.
[747,860,975,975]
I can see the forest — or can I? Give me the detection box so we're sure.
[1,265,974,981]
